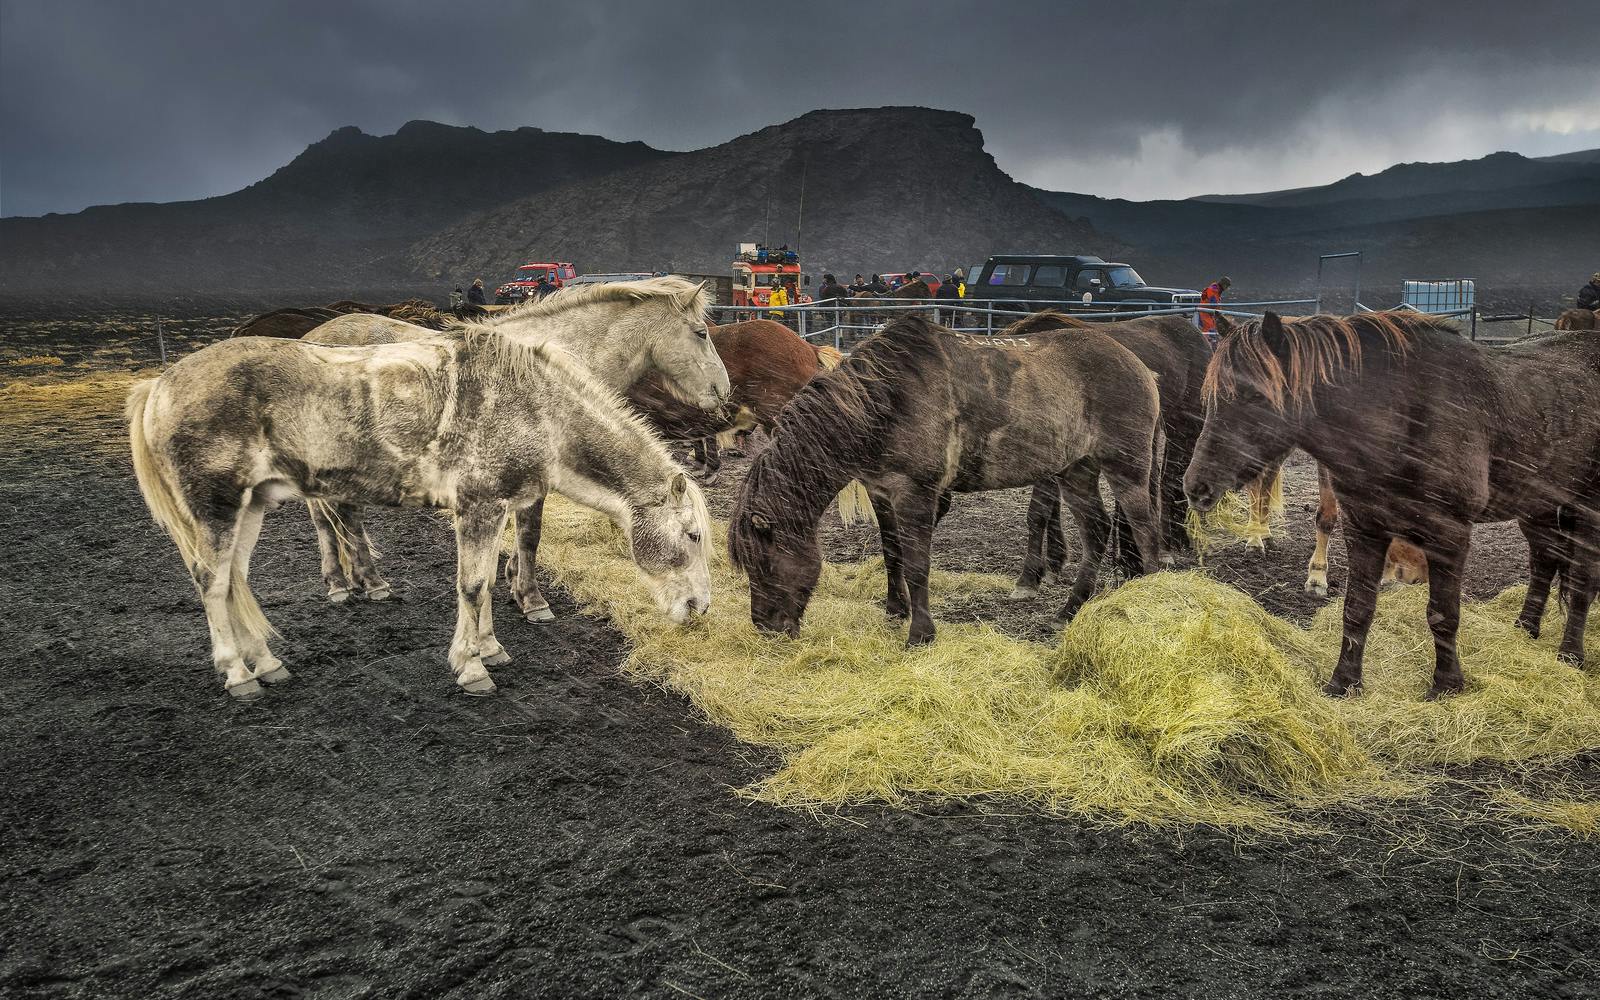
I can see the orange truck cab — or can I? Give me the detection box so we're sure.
[731,244,810,309]
[495,262,578,302]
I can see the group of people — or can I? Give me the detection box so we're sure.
[449,278,489,310]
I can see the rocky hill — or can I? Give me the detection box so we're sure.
[0,122,671,294]
[403,108,1107,284]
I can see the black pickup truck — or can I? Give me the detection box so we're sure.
[966,255,1199,312]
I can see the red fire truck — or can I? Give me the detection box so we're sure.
[731,244,809,310]
[495,262,578,303]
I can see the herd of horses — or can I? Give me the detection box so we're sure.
[127,276,1599,704]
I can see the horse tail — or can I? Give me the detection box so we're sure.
[127,379,203,574]
[814,344,845,370]
[836,480,878,527]
[128,378,276,642]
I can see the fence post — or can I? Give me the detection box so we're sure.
[1470,309,1477,342]
[798,307,808,342]
[1527,302,1534,338]
[157,318,167,367]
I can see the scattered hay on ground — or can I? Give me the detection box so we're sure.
[531,497,1599,832]
[6,354,64,367]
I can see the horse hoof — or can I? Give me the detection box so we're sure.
[1305,581,1329,599]
[227,679,263,701]
[1040,571,1059,585]
[702,472,720,486]
[1423,684,1463,702]
[366,587,392,602]
[1008,586,1039,601]
[1322,680,1361,698]
[1515,617,1541,639]
[459,676,497,696]
[257,665,293,685]
[1556,649,1584,668]
[482,649,511,667]
[328,588,353,604]
[524,606,556,624]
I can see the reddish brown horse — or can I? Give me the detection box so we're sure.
[629,319,843,480]
[1187,311,1600,699]
[1555,308,1599,331]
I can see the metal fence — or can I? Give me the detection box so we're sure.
[710,297,1321,350]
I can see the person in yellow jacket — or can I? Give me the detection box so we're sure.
[954,267,967,298]
[768,282,789,309]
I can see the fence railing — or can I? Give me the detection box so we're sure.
[708,297,1320,350]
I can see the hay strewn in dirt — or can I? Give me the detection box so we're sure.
[532,497,1598,831]
[1185,474,1284,560]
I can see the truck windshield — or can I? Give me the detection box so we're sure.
[1107,267,1145,288]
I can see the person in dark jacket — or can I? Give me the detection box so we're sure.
[848,273,868,294]
[467,278,487,305]
[816,272,849,303]
[935,273,960,325]
[1578,272,1600,312]
[868,274,889,295]
[534,276,555,298]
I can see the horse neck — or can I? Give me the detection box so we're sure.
[532,365,674,525]
[501,301,654,392]
[765,410,862,525]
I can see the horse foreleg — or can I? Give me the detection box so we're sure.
[701,436,723,485]
[509,497,555,623]
[1325,519,1389,698]
[1421,524,1471,698]
[1044,492,1068,583]
[1557,559,1593,667]
[450,503,509,695]
[1104,458,1161,578]
[896,490,941,646]
[1056,464,1112,624]
[1305,464,1338,598]
[1244,463,1280,554]
[1011,481,1056,599]
[870,490,908,620]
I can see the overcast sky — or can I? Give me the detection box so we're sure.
[3,0,1598,217]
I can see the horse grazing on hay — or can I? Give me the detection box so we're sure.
[996,311,1209,595]
[229,307,343,340]
[301,277,727,624]
[729,314,1163,645]
[127,328,713,700]
[628,319,844,482]
[1186,310,1600,699]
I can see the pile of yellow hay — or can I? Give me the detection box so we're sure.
[531,498,1600,832]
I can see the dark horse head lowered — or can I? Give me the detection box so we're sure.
[1185,309,1600,699]
[731,315,1163,645]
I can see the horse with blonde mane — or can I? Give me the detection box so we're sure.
[300,276,726,622]
[1186,311,1600,699]
[628,318,844,482]
[127,326,713,700]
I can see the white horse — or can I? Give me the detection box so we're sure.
[301,276,727,620]
[127,325,712,700]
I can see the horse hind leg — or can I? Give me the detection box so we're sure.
[308,500,356,603]
[339,504,391,601]
[1244,464,1281,555]
[1305,464,1338,598]
[229,495,290,685]
[1011,481,1055,599]
[190,496,264,699]
[450,504,510,694]
[1055,464,1113,624]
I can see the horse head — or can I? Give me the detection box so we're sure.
[630,470,713,623]
[1185,312,1301,512]
[728,449,823,638]
[631,279,730,411]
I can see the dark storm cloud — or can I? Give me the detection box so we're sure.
[3,0,1597,216]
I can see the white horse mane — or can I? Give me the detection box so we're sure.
[480,274,710,326]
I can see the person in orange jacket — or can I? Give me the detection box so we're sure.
[1199,276,1231,341]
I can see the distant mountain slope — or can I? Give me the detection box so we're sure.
[1190,149,1600,207]
[403,108,1107,282]
[0,122,672,293]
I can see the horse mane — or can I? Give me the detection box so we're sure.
[999,310,1093,336]
[479,275,711,326]
[1203,311,1433,412]
[730,316,945,562]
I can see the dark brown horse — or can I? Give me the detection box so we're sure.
[729,314,1163,645]
[1185,311,1600,698]
[1000,311,1210,594]
[230,299,454,339]
[1555,308,1599,331]
[628,319,843,482]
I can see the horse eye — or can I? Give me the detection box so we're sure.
[695,328,709,339]
[687,531,702,543]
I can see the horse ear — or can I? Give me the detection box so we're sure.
[1260,312,1287,350]
[1213,312,1235,339]
[750,512,773,534]
[669,471,689,501]
[675,280,708,312]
